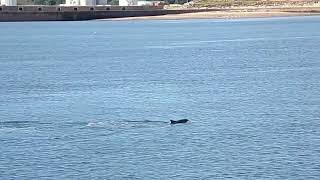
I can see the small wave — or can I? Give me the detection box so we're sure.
[86,122,106,128]
[123,120,167,124]
[239,66,320,74]
[0,120,40,128]
[214,66,320,76]
[0,120,39,124]
[0,126,36,133]
[144,45,188,49]
[85,119,169,130]
[170,38,267,46]
[170,36,320,46]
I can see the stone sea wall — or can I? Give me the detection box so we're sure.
[0,5,172,21]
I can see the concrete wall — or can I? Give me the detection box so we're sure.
[0,5,217,22]
[0,5,163,12]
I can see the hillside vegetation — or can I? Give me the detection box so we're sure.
[17,0,320,7]
[192,0,320,7]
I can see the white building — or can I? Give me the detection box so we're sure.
[119,0,137,6]
[137,1,155,6]
[0,0,17,6]
[80,0,96,6]
[65,0,96,6]
[65,0,80,5]
[63,0,154,6]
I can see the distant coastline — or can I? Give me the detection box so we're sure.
[1,4,320,21]
[102,6,320,20]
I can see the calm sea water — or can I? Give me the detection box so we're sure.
[0,16,320,179]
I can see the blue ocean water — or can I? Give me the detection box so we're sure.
[0,16,320,179]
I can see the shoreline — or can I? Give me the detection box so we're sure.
[101,7,320,21]
[1,5,320,22]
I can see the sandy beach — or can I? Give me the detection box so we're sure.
[103,6,320,20]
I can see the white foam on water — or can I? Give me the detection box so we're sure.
[85,119,169,131]
[86,122,105,128]
[171,36,320,46]
[144,36,320,50]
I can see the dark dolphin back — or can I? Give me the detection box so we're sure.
[170,119,189,124]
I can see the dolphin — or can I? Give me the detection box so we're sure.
[170,119,189,124]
